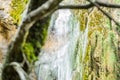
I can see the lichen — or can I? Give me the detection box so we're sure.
[10,0,28,24]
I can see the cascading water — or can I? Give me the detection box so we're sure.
[35,9,80,80]
[35,7,88,80]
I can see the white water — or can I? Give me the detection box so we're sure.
[35,9,80,80]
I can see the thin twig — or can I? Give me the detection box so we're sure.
[87,0,120,27]
[59,3,93,9]
[97,1,120,8]
[4,0,63,68]
[59,1,120,9]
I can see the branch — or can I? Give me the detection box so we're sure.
[97,1,120,8]
[59,3,93,9]
[5,0,63,67]
[2,0,63,80]
[59,1,120,9]
[10,62,30,80]
[24,0,62,23]
[87,0,120,27]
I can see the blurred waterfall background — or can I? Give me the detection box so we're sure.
[0,0,119,80]
[35,9,81,80]
[35,0,120,80]
[35,0,89,80]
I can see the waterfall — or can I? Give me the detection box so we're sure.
[36,10,79,80]
[35,9,80,80]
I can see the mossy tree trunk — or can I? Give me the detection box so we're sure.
[1,0,62,80]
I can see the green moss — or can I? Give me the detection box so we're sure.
[26,17,50,56]
[22,42,37,63]
[21,17,50,63]
[17,0,51,64]
[10,0,28,24]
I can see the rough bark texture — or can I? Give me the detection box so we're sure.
[2,0,62,80]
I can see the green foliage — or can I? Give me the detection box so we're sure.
[21,17,50,63]
[26,17,50,56]
[10,0,28,24]
[115,0,120,3]
[16,0,50,64]
[22,42,37,63]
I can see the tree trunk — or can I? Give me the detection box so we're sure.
[1,0,62,80]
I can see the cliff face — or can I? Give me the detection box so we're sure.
[0,0,16,62]
[35,9,80,80]
[0,0,119,80]
[73,0,120,80]
[36,0,120,80]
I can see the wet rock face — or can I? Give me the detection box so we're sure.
[0,0,16,42]
[0,0,11,9]
[0,19,16,55]
[0,0,16,62]
[42,10,71,53]
[0,0,11,18]
[35,9,80,80]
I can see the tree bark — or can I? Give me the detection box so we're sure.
[2,0,62,80]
